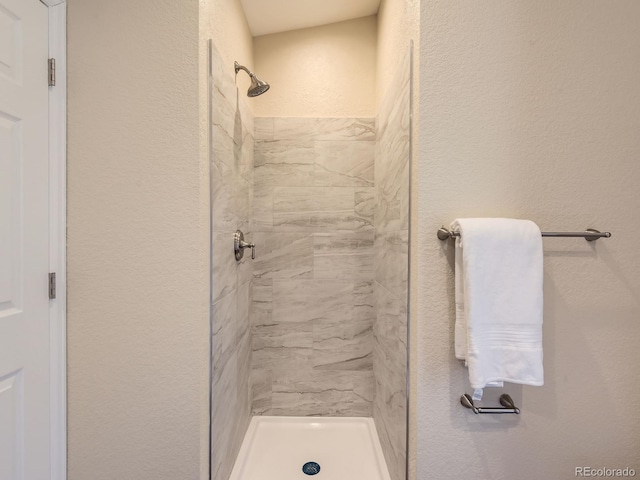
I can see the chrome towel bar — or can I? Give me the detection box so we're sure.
[437,227,611,242]
[461,393,520,414]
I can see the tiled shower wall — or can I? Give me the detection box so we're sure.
[250,118,377,416]
[209,42,254,480]
[372,49,410,480]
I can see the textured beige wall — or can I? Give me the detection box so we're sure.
[201,0,255,108]
[67,1,210,479]
[253,16,377,117]
[376,0,419,108]
[416,1,640,478]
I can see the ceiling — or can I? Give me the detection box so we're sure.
[240,0,382,37]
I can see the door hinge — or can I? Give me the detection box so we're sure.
[49,273,56,299]
[48,58,56,87]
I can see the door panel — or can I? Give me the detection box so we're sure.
[0,0,50,478]
[0,3,22,84]
[0,370,23,480]
[0,112,22,318]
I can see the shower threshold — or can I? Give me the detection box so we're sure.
[229,416,391,480]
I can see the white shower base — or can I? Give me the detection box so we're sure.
[229,416,391,480]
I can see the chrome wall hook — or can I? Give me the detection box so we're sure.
[234,230,255,261]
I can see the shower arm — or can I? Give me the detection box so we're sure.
[234,62,253,78]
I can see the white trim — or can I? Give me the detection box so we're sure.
[47,2,67,480]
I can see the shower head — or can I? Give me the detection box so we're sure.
[234,61,270,97]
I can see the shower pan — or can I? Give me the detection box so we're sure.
[229,417,391,480]
[209,39,412,480]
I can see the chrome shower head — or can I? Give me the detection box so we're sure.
[234,61,270,97]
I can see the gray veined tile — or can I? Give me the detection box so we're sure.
[251,322,313,371]
[252,232,313,280]
[211,351,238,480]
[213,172,250,233]
[235,176,252,231]
[354,188,376,231]
[272,279,354,324]
[211,149,252,234]
[211,167,237,233]
[211,232,238,303]
[255,162,315,188]
[373,283,405,378]
[314,141,375,187]
[378,80,410,141]
[272,187,355,231]
[237,95,254,139]
[211,86,239,144]
[374,188,401,233]
[255,140,316,167]
[236,325,252,428]
[251,278,273,327]
[252,184,273,231]
[212,291,237,373]
[236,280,252,342]
[211,74,251,149]
[312,317,373,371]
[376,121,409,199]
[254,117,274,141]
[254,140,316,188]
[387,80,411,136]
[375,232,409,299]
[252,322,314,350]
[272,117,376,142]
[354,280,375,323]
[239,131,254,184]
[250,368,273,415]
[309,192,359,230]
[270,370,373,417]
[211,122,235,177]
[313,231,374,280]
[375,363,405,427]
[210,42,237,110]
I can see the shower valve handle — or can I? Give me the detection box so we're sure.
[240,240,255,260]
[234,230,255,261]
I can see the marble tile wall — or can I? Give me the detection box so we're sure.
[209,42,254,480]
[372,48,411,480]
[251,117,376,417]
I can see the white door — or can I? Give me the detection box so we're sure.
[0,0,50,479]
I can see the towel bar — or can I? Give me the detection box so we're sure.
[438,227,611,242]
[460,393,520,414]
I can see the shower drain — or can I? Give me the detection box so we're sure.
[302,462,321,476]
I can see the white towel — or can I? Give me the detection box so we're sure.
[453,218,544,392]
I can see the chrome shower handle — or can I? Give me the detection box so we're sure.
[234,230,255,261]
[240,240,255,260]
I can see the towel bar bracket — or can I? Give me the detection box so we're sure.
[461,393,520,414]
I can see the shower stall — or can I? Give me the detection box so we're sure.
[209,37,411,480]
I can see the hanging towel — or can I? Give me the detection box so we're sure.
[453,218,544,395]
